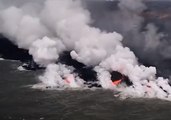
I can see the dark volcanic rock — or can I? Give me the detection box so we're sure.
[58,51,97,82]
[111,71,133,86]
[22,60,44,71]
[0,35,32,62]
[0,35,41,70]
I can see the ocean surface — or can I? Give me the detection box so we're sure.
[0,60,171,120]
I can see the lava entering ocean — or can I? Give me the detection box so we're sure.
[0,0,171,101]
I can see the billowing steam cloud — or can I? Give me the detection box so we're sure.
[117,0,167,68]
[86,0,171,76]
[0,0,171,100]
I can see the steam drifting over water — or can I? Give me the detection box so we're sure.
[0,0,171,100]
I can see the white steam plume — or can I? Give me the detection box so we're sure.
[35,63,83,89]
[86,0,171,74]
[0,0,171,100]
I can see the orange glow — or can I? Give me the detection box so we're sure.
[112,79,122,86]
[65,79,70,84]
[64,74,74,84]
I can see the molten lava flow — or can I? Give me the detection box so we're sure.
[111,71,123,86]
[64,74,80,88]
[112,79,122,86]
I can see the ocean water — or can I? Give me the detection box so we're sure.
[0,60,171,120]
